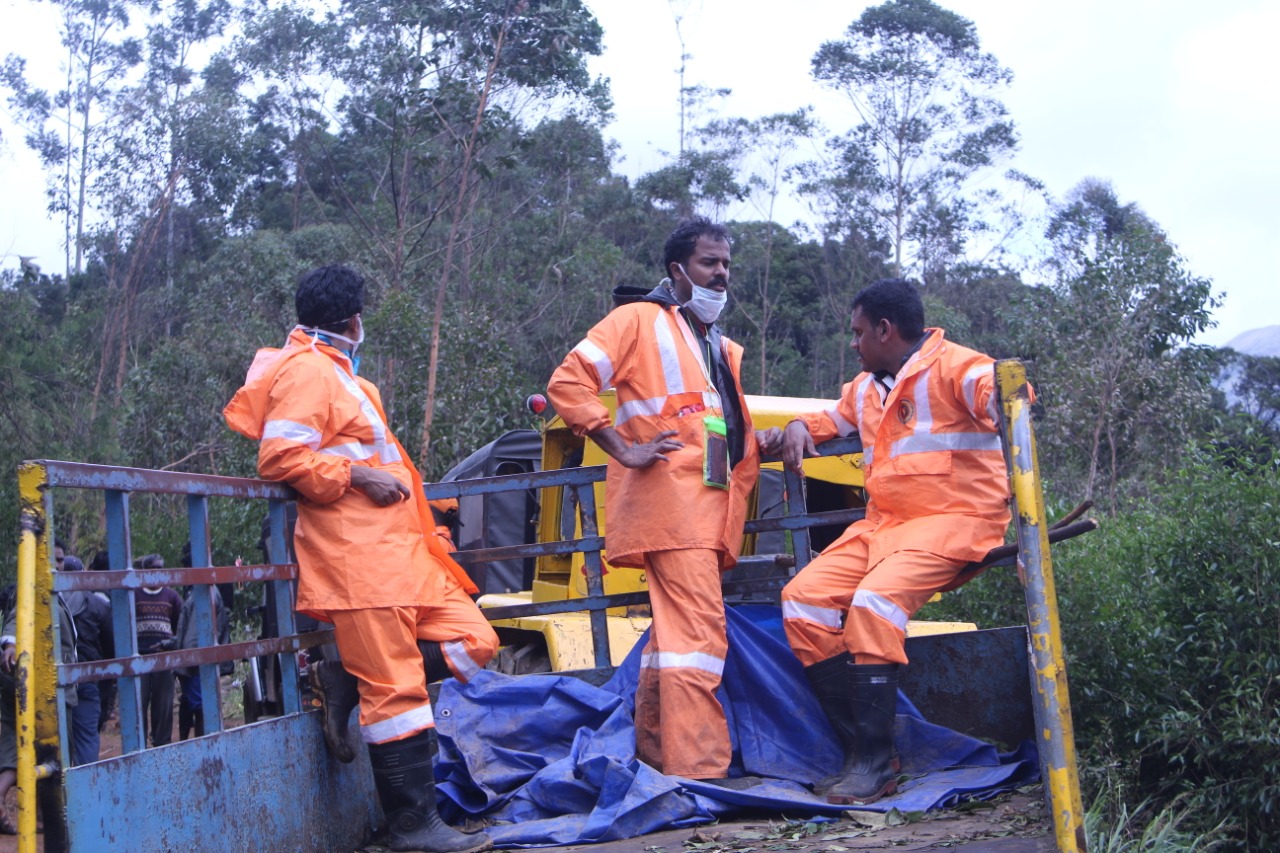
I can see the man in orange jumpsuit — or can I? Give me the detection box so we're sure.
[224,265,496,853]
[547,217,772,785]
[765,278,1013,806]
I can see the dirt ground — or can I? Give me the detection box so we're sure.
[358,790,1054,853]
[0,683,1053,853]
[1,778,1053,853]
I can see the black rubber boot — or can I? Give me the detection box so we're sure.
[419,640,452,683]
[805,652,857,751]
[369,728,493,853]
[310,660,360,764]
[806,654,899,774]
[826,663,899,806]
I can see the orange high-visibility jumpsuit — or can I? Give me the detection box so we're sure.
[547,298,760,779]
[224,330,498,744]
[782,329,1013,667]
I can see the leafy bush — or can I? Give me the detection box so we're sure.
[928,440,1279,849]
[1085,789,1233,852]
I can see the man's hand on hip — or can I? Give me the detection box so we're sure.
[350,467,411,506]
[617,430,684,468]
[589,426,684,469]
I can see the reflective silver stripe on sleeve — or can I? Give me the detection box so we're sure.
[912,367,934,435]
[359,702,434,744]
[852,589,909,632]
[442,640,481,682]
[854,374,874,433]
[318,442,378,461]
[826,405,856,438]
[616,395,667,428]
[962,363,987,414]
[862,446,874,467]
[889,431,1003,456]
[653,312,686,395]
[639,650,725,677]
[262,419,322,449]
[331,365,402,464]
[782,599,844,629]
[573,339,614,390]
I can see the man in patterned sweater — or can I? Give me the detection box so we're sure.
[133,554,182,747]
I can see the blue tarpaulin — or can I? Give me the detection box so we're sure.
[433,606,1038,848]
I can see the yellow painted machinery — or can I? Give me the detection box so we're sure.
[478,392,972,672]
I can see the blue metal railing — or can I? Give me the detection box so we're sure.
[16,434,865,852]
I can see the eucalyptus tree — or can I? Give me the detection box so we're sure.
[231,0,338,231]
[695,109,817,392]
[257,0,607,463]
[1035,180,1221,509]
[810,0,1020,279]
[86,0,234,420]
[1,0,143,278]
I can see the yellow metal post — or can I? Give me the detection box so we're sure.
[15,462,63,853]
[995,361,1087,852]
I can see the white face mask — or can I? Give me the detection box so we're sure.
[676,265,728,324]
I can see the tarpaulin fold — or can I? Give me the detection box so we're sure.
[433,606,1037,848]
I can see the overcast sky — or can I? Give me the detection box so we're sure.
[3,0,1276,347]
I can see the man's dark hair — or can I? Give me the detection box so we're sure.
[852,278,925,341]
[90,550,110,571]
[295,265,365,332]
[662,216,731,276]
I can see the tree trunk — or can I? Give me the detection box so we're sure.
[419,6,518,466]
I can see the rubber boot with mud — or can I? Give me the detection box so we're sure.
[369,727,493,853]
[826,662,899,806]
[310,659,360,764]
[806,653,899,775]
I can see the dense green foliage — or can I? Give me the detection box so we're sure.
[3,0,1278,846]
[924,442,1280,848]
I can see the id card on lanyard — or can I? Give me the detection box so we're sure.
[674,310,730,489]
[703,414,730,489]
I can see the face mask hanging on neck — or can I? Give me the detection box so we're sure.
[686,284,727,324]
[297,315,365,373]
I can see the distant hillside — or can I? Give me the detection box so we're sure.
[1225,326,1280,357]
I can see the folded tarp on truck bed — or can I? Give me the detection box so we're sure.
[434,606,1038,848]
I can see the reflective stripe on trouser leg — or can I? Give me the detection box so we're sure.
[328,607,435,744]
[413,565,500,683]
[844,550,968,665]
[635,548,730,780]
[782,535,872,668]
